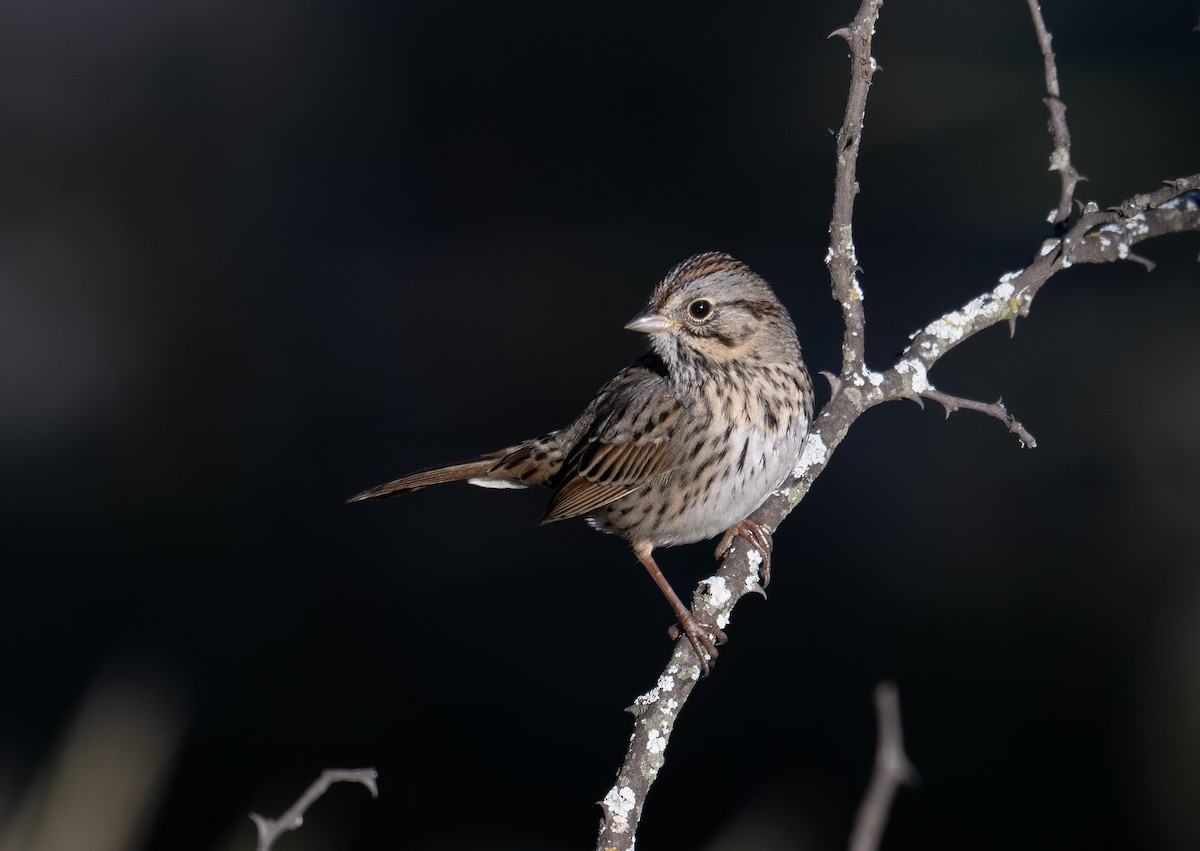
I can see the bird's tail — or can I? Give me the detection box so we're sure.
[347,440,557,503]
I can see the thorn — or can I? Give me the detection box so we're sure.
[828,26,852,41]
[821,370,843,396]
[1007,313,1018,338]
[905,392,925,410]
[1128,252,1156,272]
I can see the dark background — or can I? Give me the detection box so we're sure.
[2,1,1198,849]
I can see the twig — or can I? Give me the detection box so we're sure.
[919,389,1037,449]
[1026,0,1083,224]
[848,682,917,851]
[250,768,379,851]
[826,0,885,373]
[887,181,1200,443]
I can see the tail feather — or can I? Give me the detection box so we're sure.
[347,439,563,503]
[347,457,503,503]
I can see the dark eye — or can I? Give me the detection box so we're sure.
[687,299,714,322]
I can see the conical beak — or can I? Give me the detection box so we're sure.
[624,304,674,334]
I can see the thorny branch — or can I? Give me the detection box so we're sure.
[596,1,1200,847]
[250,768,378,851]
[825,0,884,372]
[1026,0,1083,224]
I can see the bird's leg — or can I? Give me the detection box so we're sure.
[633,542,725,676]
[714,519,774,587]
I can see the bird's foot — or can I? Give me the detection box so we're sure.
[714,519,774,587]
[667,610,727,676]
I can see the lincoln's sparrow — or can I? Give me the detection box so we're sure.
[350,252,813,674]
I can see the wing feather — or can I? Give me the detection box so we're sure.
[541,361,681,523]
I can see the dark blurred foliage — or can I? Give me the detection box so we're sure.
[1,1,1198,849]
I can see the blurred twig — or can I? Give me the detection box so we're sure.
[849,683,917,851]
[250,768,378,851]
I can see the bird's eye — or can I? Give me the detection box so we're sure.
[687,299,714,322]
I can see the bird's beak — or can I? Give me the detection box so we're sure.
[624,305,674,334]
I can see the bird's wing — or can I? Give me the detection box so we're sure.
[541,360,682,523]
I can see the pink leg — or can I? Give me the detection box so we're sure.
[634,542,725,676]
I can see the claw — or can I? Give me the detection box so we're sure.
[715,519,775,587]
[667,610,726,676]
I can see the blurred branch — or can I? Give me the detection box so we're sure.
[250,768,378,851]
[0,661,188,851]
[849,682,917,851]
[598,0,1200,847]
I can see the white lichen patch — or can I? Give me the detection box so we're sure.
[1163,192,1198,211]
[1040,238,1061,256]
[632,673,679,709]
[793,433,828,478]
[745,548,763,580]
[924,283,1011,345]
[1126,212,1150,237]
[632,688,659,709]
[848,363,884,388]
[716,612,730,629]
[1094,219,1139,258]
[701,576,732,607]
[924,312,968,344]
[849,278,864,301]
[647,728,667,755]
[917,337,941,358]
[894,358,929,393]
[602,785,637,832]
